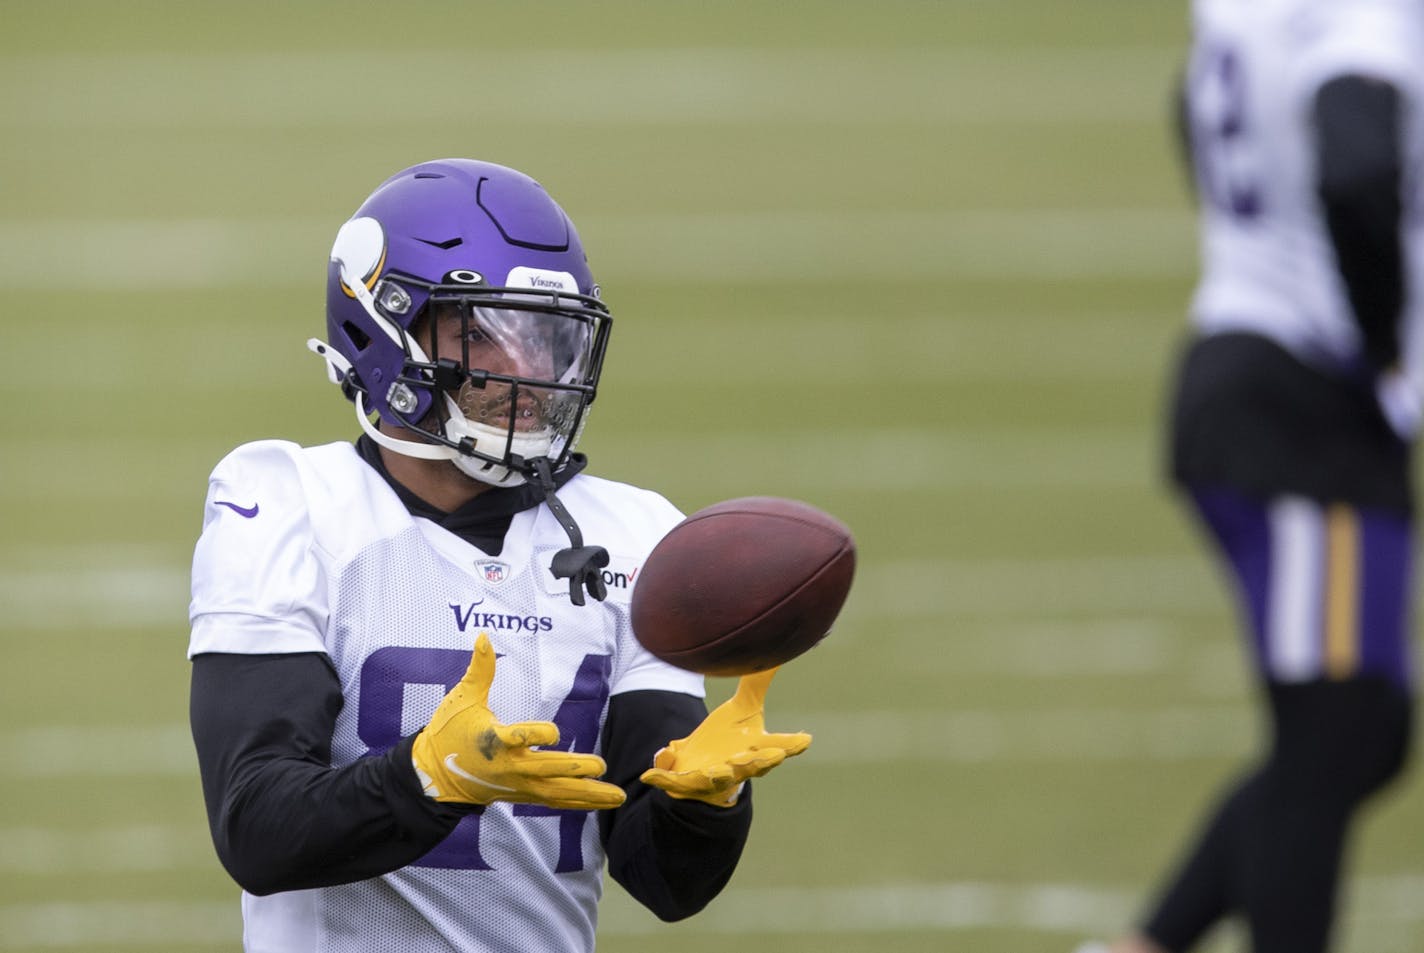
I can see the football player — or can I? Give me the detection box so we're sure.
[1083,2,1422,952]
[188,159,811,952]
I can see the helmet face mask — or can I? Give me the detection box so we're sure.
[406,288,609,484]
[320,160,612,487]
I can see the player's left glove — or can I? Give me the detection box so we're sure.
[640,667,811,807]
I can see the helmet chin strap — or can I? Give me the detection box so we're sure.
[312,334,552,486]
[357,391,462,461]
[310,337,449,459]
[528,456,609,606]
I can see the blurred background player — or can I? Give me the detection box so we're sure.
[187,158,811,953]
[1086,1,1424,951]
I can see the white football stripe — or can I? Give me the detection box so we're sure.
[1267,496,1325,680]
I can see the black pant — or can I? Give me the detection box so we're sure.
[1142,680,1412,953]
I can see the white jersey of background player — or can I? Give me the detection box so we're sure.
[1189,0,1424,423]
[188,159,812,953]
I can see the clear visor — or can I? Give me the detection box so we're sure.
[422,295,601,461]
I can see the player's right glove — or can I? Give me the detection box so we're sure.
[411,632,627,811]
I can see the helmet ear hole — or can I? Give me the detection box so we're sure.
[342,321,371,352]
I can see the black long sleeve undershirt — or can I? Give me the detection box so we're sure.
[190,653,474,894]
[190,651,751,918]
[1313,75,1405,373]
[599,690,752,921]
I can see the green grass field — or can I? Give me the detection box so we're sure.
[3,2,1421,951]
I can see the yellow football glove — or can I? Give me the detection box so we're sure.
[411,633,626,811]
[640,667,811,807]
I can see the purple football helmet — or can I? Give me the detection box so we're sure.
[311,159,612,488]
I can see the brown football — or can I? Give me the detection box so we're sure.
[630,496,856,676]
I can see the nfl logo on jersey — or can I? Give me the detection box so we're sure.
[478,561,508,584]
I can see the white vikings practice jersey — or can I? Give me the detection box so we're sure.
[188,440,703,953]
[1186,0,1424,373]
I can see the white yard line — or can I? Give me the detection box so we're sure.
[0,724,196,777]
[0,48,1178,128]
[0,900,239,948]
[0,207,1194,289]
[0,825,211,874]
[3,427,1159,495]
[598,876,1424,947]
[841,554,1219,618]
[0,704,1252,780]
[595,427,1158,492]
[0,549,1214,631]
[612,311,1174,385]
[3,876,1421,947]
[776,706,1256,763]
[0,566,191,630]
[597,879,1151,936]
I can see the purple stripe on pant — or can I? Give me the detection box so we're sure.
[1358,508,1414,686]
